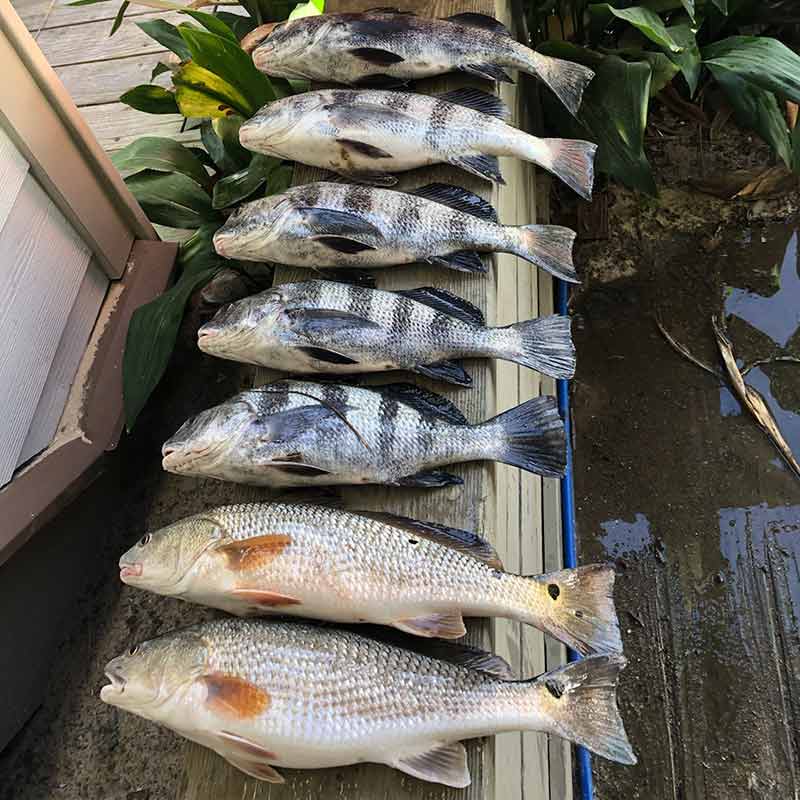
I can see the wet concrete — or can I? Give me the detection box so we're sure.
[572,210,800,797]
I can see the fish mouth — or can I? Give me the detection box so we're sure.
[241,22,280,54]
[197,324,220,348]
[119,562,143,582]
[100,666,127,701]
[162,443,217,473]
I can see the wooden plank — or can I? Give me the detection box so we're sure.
[0,173,91,486]
[0,126,29,234]
[13,0,156,34]
[80,102,197,152]
[36,10,182,66]
[56,51,170,106]
[17,261,108,467]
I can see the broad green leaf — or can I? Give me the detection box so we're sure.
[666,24,701,95]
[173,61,252,118]
[639,52,680,95]
[178,26,275,113]
[120,84,179,114]
[111,137,211,188]
[216,11,259,38]
[202,117,251,173]
[711,66,792,167]
[150,61,172,81]
[137,19,191,60]
[179,222,226,273]
[311,0,324,11]
[188,146,216,169]
[124,170,220,227]
[703,36,800,104]
[712,0,728,12]
[538,43,656,194]
[267,162,294,195]
[180,9,238,42]
[590,4,684,53]
[109,0,129,36]
[212,154,280,208]
[202,121,242,173]
[288,0,322,21]
[123,261,220,429]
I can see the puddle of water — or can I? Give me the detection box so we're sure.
[598,513,652,557]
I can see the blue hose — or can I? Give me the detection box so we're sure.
[556,279,594,800]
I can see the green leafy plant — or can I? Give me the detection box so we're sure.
[94,0,322,428]
[526,1,800,193]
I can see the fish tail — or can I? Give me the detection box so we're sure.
[485,396,565,477]
[522,565,622,654]
[510,224,578,282]
[524,654,636,765]
[492,315,575,379]
[517,133,597,201]
[521,49,595,116]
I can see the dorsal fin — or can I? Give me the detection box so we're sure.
[446,12,511,37]
[372,383,468,425]
[354,510,503,568]
[396,286,485,326]
[437,87,509,119]
[411,182,497,222]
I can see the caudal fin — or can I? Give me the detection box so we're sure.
[527,51,595,116]
[532,654,637,765]
[487,396,565,477]
[497,315,575,379]
[526,564,621,655]
[536,138,597,201]
[512,224,578,282]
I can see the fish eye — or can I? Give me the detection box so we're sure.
[128,645,139,656]
[139,533,152,547]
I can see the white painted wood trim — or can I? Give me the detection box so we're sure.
[0,126,29,233]
[17,260,108,467]
[0,173,92,486]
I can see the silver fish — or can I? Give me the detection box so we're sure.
[239,88,597,199]
[161,380,565,487]
[212,181,579,282]
[100,619,636,786]
[245,10,594,116]
[119,500,621,655]
[197,280,576,382]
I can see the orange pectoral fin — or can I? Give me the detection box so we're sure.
[200,673,271,719]
[216,534,292,572]
[231,588,301,608]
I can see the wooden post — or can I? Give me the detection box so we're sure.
[178,0,567,797]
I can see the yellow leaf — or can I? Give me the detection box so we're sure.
[173,61,252,117]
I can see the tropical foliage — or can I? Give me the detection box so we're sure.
[526,1,800,193]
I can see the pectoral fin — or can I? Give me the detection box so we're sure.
[200,673,271,719]
[393,470,463,488]
[348,46,404,65]
[230,588,301,607]
[336,138,394,160]
[286,308,381,336]
[414,360,472,387]
[314,236,377,254]
[215,730,283,783]
[394,611,466,639]
[393,742,470,788]
[216,534,292,572]
[298,346,359,365]
[429,251,487,274]
[300,207,383,241]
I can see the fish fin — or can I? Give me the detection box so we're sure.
[353,74,409,89]
[414,360,472,387]
[353,510,503,568]
[527,564,621,655]
[461,62,514,83]
[531,654,637,765]
[215,730,283,783]
[215,534,292,572]
[393,742,470,788]
[529,51,595,116]
[348,46,404,65]
[335,138,394,160]
[430,250,488,273]
[363,6,415,14]
[255,404,345,444]
[313,236,377,254]
[511,224,577,283]
[270,462,333,477]
[487,395,565,477]
[502,315,575,379]
[372,382,468,424]
[200,673,271,719]
[393,469,463,488]
[450,153,505,184]
[317,268,376,288]
[536,138,597,200]
[230,588,301,607]
[416,639,513,678]
[298,346,360,365]
[394,612,466,639]
[410,183,497,222]
[345,170,398,187]
[446,11,511,36]
[396,286,485,325]
[437,87,509,120]
[301,206,384,241]
[286,307,382,336]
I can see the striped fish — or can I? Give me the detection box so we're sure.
[119,501,621,654]
[246,10,594,115]
[101,619,636,787]
[198,280,575,383]
[161,380,565,487]
[213,181,579,282]
[239,88,596,199]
